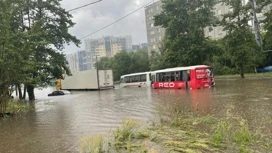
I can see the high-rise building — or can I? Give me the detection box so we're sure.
[204,3,230,40]
[132,43,148,52]
[145,0,165,56]
[77,50,92,71]
[84,35,132,69]
[66,53,78,72]
[205,0,270,40]
[66,50,92,72]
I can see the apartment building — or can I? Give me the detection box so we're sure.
[205,0,269,40]
[66,50,92,72]
[132,43,148,51]
[84,35,132,69]
[66,53,78,72]
[145,0,165,56]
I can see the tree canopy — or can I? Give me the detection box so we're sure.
[96,48,150,81]
[154,0,217,67]
[0,0,79,105]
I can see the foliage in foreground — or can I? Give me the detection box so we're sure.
[0,100,34,118]
[80,114,271,153]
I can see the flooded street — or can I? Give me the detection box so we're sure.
[0,77,272,153]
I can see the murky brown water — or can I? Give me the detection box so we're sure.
[0,77,272,153]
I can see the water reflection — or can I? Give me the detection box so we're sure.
[0,77,272,152]
[153,88,214,114]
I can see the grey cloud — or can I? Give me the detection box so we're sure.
[60,0,148,54]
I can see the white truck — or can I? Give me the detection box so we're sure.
[61,69,114,90]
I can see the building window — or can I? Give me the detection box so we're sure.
[153,45,156,49]
[151,23,154,27]
[150,31,155,35]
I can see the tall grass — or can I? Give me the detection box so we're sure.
[6,100,34,113]
[80,135,103,153]
[79,115,268,153]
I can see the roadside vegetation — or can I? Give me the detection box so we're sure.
[0,0,79,114]
[216,71,272,79]
[80,112,271,153]
[0,99,34,118]
[96,0,272,81]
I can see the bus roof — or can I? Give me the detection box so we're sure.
[152,65,211,74]
[120,71,152,78]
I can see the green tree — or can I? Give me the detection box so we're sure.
[128,48,150,73]
[96,57,114,70]
[17,0,79,100]
[221,0,265,78]
[0,0,79,103]
[261,1,272,66]
[154,0,217,67]
[0,0,33,112]
[207,40,236,75]
[96,48,150,81]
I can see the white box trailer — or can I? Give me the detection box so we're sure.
[61,69,114,90]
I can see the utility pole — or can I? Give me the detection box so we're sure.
[96,55,100,90]
[249,0,272,52]
[249,0,263,47]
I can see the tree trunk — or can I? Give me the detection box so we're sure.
[23,85,27,99]
[17,84,23,99]
[240,65,245,78]
[27,85,35,101]
[15,86,18,96]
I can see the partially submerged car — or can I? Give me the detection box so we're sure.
[48,90,71,97]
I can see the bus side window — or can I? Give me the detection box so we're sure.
[135,75,140,82]
[129,76,133,83]
[179,71,183,81]
[171,72,175,81]
[125,77,129,83]
[151,74,155,82]
[182,70,190,81]
[175,71,180,81]
[141,74,147,82]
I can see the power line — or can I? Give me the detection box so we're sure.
[67,0,102,12]
[80,0,155,40]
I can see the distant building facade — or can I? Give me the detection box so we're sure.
[132,43,148,51]
[205,0,270,40]
[145,0,165,56]
[66,50,92,72]
[82,35,132,69]
[66,36,132,72]
[204,3,231,40]
[77,50,92,71]
[66,53,78,72]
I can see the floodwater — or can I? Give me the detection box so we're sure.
[0,77,272,153]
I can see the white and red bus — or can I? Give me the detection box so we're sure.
[151,65,214,89]
[120,72,152,88]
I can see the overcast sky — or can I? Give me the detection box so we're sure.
[60,0,153,54]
